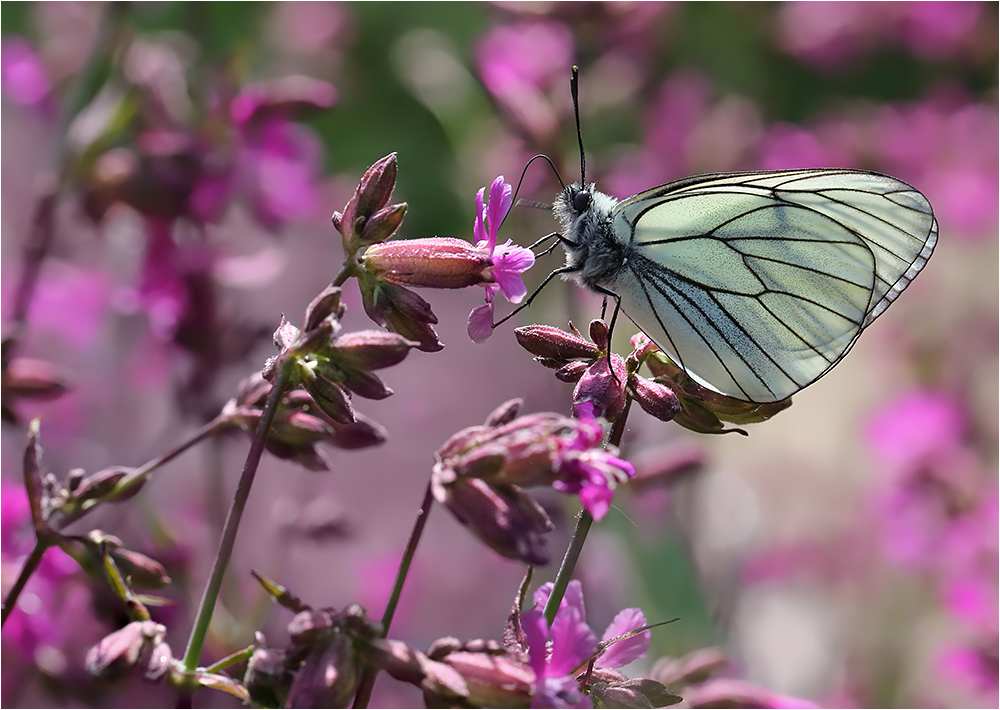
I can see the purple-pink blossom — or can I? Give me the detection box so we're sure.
[467,175,534,343]
[1,37,51,107]
[475,22,574,140]
[552,417,635,522]
[521,581,650,708]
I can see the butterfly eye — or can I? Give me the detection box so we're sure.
[573,190,591,212]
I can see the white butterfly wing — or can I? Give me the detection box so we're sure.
[607,169,938,403]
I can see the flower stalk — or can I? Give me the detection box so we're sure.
[352,480,436,708]
[181,360,293,673]
[544,396,633,627]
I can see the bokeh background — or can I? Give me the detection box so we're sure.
[2,2,997,708]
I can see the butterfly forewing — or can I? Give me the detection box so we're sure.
[604,169,937,403]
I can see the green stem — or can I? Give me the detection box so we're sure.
[58,417,228,528]
[543,396,634,627]
[543,511,593,627]
[380,480,434,634]
[205,643,256,674]
[352,480,435,708]
[1,541,50,627]
[181,364,292,672]
[332,261,358,288]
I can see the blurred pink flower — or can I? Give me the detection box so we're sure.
[1,37,51,107]
[758,123,844,170]
[897,2,983,60]
[236,115,324,230]
[8,263,112,350]
[866,390,965,471]
[1,483,79,659]
[475,21,574,140]
[777,2,982,67]
[875,99,999,238]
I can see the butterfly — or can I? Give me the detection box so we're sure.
[508,70,938,404]
[549,169,938,403]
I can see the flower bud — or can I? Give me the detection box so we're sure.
[339,153,398,248]
[573,355,628,421]
[73,467,129,503]
[514,325,599,362]
[630,376,681,423]
[86,620,168,682]
[111,548,172,589]
[590,677,682,708]
[367,638,470,701]
[431,476,552,565]
[362,237,492,289]
[302,286,346,333]
[589,319,610,350]
[358,277,444,353]
[244,647,291,709]
[300,368,355,424]
[555,361,588,383]
[286,635,361,709]
[430,650,534,708]
[484,399,522,427]
[331,331,417,371]
[289,609,335,646]
[2,357,70,401]
[359,202,407,245]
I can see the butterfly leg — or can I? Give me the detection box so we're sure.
[589,283,624,385]
[492,264,581,329]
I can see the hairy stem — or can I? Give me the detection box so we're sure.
[181,363,292,672]
[543,396,634,627]
[352,480,435,708]
[1,541,50,628]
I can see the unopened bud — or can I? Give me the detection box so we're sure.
[573,355,628,421]
[514,325,599,362]
[362,237,492,289]
[359,202,407,245]
[630,376,681,423]
[286,635,360,709]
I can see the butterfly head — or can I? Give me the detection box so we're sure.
[553,182,625,286]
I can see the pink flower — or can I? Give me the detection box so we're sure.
[866,390,965,471]
[521,581,650,708]
[467,176,534,343]
[475,22,574,140]
[1,37,51,107]
[552,417,635,521]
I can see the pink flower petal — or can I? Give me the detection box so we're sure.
[487,175,513,240]
[474,187,489,247]
[599,608,649,668]
[467,302,495,343]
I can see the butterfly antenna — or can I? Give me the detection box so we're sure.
[501,154,565,231]
[571,65,585,185]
